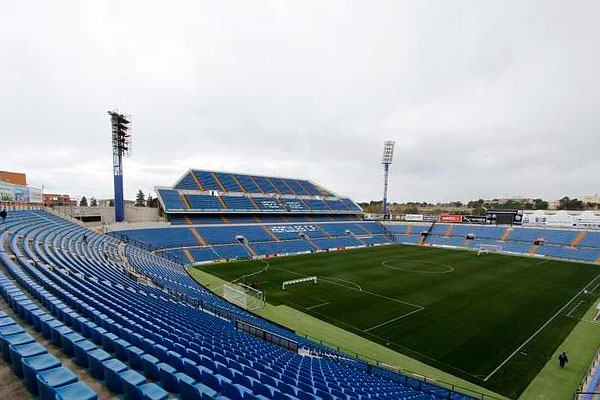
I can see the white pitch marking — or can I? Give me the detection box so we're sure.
[320,276,363,291]
[566,300,586,318]
[306,302,330,310]
[272,266,424,309]
[363,308,424,332]
[381,260,454,274]
[232,259,270,284]
[484,273,600,382]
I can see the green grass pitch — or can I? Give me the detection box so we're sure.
[200,244,600,398]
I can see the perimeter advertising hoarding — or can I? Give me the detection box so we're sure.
[28,187,42,203]
[0,181,41,203]
[423,214,438,222]
[0,182,14,201]
[404,214,424,222]
[463,215,487,224]
[440,214,463,223]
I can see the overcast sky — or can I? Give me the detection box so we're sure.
[1,1,599,203]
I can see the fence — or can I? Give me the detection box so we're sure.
[106,229,186,266]
[109,230,489,400]
[0,201,44,211]
[295,331,494,400]
[574,347,600,399]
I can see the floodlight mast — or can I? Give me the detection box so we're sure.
[108,110,131,223]
[381,140,395,219]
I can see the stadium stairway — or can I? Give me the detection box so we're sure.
[243,243,258,258]
[179,194,191,210]
[500,227,512,242]
[443,226,453,237]
[183,248,195,263]
[261,226,280,242]
[527,245,539,256]
[191,170,205,191]
[190,228,207,246]
[0,211,469,400]
[570,232,586,248]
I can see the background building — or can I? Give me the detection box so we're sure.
[0,170,27,186]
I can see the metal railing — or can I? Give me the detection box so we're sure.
[105,229,490,400]
[106,229,186,266]
[294,331,495,400]
[574,347,600,399]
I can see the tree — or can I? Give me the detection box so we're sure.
[79,196,88,207]
[135,190,146,207]
[90,197,98,207]
[533,199,549,210]
[472,205,486,215]
[558,197,584,210]
[146,194,159,208]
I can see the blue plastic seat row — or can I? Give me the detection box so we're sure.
[0,211,468,400]
[0,270,97,399]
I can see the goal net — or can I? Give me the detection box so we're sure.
[477,244,502,255]
[223,283,265,310]
[282,276,317,291]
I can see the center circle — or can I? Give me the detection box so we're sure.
[381,260,454,274]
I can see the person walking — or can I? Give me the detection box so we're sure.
[558,352,568,368]
[0,208,7,222]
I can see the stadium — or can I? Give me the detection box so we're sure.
[1,2,600,400]
[0,157,599,399]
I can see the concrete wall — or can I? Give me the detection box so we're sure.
[53,205,164,226]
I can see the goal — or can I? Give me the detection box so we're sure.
[282,276,317,291]
[477,244,502,255]
[223,283,265,310]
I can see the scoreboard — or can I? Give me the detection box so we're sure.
[486,209,523,225]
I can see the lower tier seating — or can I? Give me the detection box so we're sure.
[0,211,468,399]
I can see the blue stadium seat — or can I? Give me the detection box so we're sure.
[54,382,98,400]
[36,366,78,400]
[9,341,46,377]
[22,353,61,395]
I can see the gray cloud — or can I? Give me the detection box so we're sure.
[1,1,598,203]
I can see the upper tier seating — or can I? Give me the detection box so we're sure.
[159,189,361,215]
[174,170,332,197]
[0,211,466,399]
[169,214,360,225]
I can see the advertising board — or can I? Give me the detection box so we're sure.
[440,214,463,223]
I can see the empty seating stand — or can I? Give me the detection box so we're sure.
[387,221,600,263]
[0,267,96,399]
[0,210,470,399]
[116,221,391,263]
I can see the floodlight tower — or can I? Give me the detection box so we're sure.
[108,110,131,223]
[381,140,395,219]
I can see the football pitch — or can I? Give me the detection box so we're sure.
[200,244,600,398]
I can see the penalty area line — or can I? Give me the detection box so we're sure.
[484,273,600,382]
[566,300,586,318]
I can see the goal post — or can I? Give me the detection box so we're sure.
[223,283,265,310]
[282,276,317,291]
